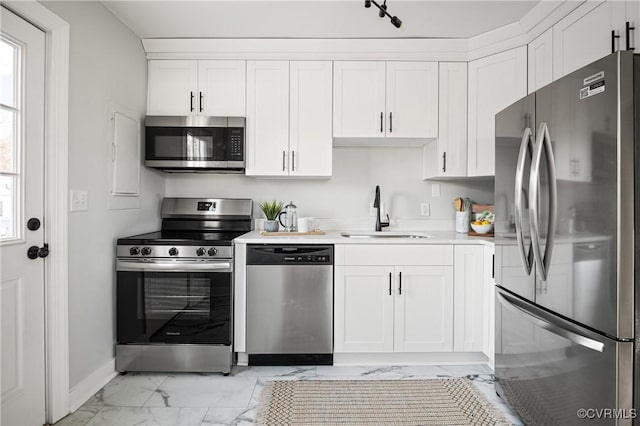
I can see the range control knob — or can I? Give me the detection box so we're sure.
[208,248,218,256]
[141,247,152,256]
[129,246,140,256]
[168,247,179,256]
[196,247,206,257]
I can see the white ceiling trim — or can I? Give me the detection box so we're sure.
[141,0,584,62]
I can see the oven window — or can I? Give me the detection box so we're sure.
[117,271,231,344]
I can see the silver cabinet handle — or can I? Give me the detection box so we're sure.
[529,122,557,282]
[292,151,295,171]
[282,150,286,171]
[514,127,534,276]
[497,290,604,353]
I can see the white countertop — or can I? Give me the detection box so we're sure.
[233,230,496,246]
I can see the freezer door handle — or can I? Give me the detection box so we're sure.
[497,290,604,353]
[529,122,557,281]
[514,127,534,276]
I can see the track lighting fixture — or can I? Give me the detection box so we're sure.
[364,0,402,29]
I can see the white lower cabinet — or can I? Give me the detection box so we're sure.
[334,264,453,353]
[453,245,486,352]
[334,244,454,354]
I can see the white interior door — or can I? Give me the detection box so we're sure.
[0,8,47,426]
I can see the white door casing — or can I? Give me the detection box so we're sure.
[1,8,47,426]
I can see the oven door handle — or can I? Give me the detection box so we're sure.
[117,259,232,272]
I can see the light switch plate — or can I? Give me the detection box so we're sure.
[431,183,441,197]
[70,189,88,212]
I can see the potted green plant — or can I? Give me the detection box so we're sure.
[259,200,283,232]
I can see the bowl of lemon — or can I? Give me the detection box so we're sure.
[470,210,494,234]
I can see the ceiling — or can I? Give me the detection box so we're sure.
[102,1,541,40]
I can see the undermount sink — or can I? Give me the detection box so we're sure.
[340,231,431,239]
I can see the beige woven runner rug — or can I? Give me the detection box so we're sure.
[255,379,511,425]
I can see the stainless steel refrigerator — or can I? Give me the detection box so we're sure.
[494,51,638,425]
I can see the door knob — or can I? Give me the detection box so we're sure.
[27,218,41,231]
[27,243,49,259]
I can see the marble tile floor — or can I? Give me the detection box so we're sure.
[54,364,523,426]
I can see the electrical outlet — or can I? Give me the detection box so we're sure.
[420,203,430,217]
[70,189,88,212]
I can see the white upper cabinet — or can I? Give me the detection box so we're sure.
[197,61,246,117]
[552,0,626,80]
[467,46,527,177]
[245,61,290,177]
[385,62,438,139]
[333,61,438,140]
[289,61,333,177]
[147,60,197,115]
[147,60,245,116]
[246,61,332,177]
[528,28,553,93]
[422,62,467,179]
[333,61,386,138]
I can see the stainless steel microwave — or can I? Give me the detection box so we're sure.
[144,116,245,173]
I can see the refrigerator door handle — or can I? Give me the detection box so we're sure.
[529,122,557,281]
[497,290,605,353]
[514,127,534,275]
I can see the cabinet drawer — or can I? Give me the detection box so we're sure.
[341,245,453,266]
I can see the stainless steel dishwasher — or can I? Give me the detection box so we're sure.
[246,244,333,365]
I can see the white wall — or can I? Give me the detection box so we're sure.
[42,2,164,389]
[165,147,494,229]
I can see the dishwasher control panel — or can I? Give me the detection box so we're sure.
[246,244,333,265]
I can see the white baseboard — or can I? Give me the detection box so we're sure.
[68,358,117,412]
[333,352,488,366]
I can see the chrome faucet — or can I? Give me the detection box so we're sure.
[373,185,390,232]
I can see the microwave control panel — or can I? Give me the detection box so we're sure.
[228,128,244,161]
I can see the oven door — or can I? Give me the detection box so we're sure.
[116,259,232,344]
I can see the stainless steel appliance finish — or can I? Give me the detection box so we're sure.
[246,245,334,365]
[494,52,637,424]
[115,197,252,374]
[144,116,245,172]
[116,344,232,373]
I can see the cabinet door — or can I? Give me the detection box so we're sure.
[197,60,246,117]
[483,246,495,364]
[333,61,386,138]
[245,61,289,176]
[394,266,453,352]
[289,61,332,177]
[453,246,484,352]
[147,60,197,115]
[423,62,467,179]
[528,28,553,93]
[334,266,394,353]
[385,62,438,138]
[467,46,527,177]
[553,0,626,80]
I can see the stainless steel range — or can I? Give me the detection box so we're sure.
[115,198,252,374]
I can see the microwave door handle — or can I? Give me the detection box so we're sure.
[529,122,557,281]
[496,291,604,353]
[514,127,534,276]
